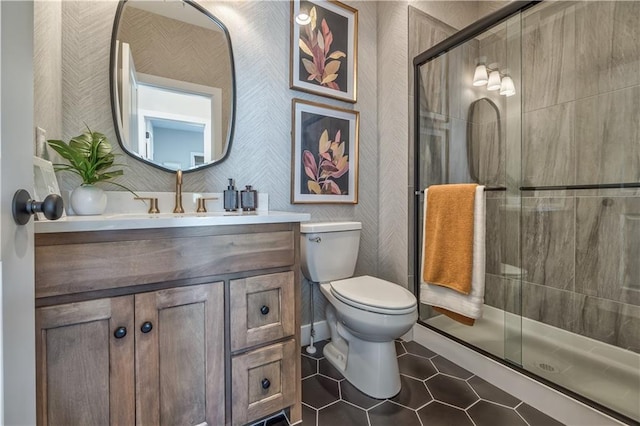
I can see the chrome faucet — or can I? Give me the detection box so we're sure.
[173,169,184,213]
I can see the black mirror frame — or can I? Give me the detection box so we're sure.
[109,0,236,174]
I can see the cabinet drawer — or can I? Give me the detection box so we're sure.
[230,272,295,351]
[36,226,295,298]
[231,339,296,425]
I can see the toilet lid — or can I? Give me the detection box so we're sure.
[330,276,417,315]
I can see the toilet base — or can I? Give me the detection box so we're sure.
[323,321,401,399]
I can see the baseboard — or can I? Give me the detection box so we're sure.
[413,323,625,426]
[301,320,330,347]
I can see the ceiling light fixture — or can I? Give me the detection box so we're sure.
[296,10,311,25]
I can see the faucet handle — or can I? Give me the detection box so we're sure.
[134,197,160,214]
[196,197,218,213]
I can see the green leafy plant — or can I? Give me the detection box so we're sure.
[47,126,133,192]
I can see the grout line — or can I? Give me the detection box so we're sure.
[436,370,474,381]
[466,409,478,426]
[315,399,341,412]
[340,398,370,412]
[400,372,428,382]
[465,399,482,412]
[481,398,524,411]
[364,398,386,412]
[415,399,434,412]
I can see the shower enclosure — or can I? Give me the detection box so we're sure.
[413,1,640,423]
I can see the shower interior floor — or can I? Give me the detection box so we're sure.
[426,305,640,422]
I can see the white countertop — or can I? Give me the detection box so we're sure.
[35,210,311,233]
[36,190,309,233]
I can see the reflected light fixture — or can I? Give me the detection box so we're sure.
[487,70,502,91]
[500,75,516,97]
[296,10,311,25]
[472,64,488,86]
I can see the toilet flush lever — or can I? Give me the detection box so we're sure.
[308,236,321,243]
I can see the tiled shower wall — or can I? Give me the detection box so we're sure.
[517,1,640,353]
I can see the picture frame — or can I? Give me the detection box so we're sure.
[291,99,359,204]
[290,0,358,103]
[33,156,65,220]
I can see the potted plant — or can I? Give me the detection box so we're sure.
[47,126,132,215]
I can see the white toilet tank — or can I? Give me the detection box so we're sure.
[300,221,362,282]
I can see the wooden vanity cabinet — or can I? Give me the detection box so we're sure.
[36,282,224,426]
[35,223,302,426]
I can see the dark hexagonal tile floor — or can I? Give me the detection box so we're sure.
[250,339,564,426]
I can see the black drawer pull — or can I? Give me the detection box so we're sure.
[113,327,127,339]
[260,305,270,315]
[261,378,271,390]
[140,321,153,333]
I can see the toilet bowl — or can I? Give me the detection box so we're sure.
[300,222,418,399]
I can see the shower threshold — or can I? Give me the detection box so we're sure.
[425,305,640,422]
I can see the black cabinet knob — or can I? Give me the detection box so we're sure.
[113,327,127,339]
[260,305,270,315]
[140,321,153,333]
[261,378,271,390]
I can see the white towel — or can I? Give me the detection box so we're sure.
[420,185,486,319]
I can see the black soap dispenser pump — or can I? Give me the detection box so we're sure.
[224,178,238,211]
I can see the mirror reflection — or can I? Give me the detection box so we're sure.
[111,0,235,172]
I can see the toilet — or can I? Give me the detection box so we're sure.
[300,221,418,399]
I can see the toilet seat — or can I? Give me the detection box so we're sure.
[329,275,417,315]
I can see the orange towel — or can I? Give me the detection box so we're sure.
[423,183,478,294]
[432,306,475,326]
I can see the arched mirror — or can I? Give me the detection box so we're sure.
[466,97,503,186]
[110,0,235,173]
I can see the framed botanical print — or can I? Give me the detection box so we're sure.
[291,99,359,204]
[290,0,358,103]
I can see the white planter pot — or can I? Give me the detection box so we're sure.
[70,185,107,215]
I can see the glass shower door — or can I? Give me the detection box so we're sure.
[414,10,524,365]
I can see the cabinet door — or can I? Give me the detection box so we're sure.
[36,296,135,426]
[135,282,225,426]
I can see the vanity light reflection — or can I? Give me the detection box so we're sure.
[472,63,515,97]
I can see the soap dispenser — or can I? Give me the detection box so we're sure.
[224,178,238,211]
[240,185,258,211]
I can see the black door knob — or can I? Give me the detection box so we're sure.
[113,327,127,339]
[261,378,271,390]
[12,189,64,225]
[260,305,270,315]
[140,321,153,333]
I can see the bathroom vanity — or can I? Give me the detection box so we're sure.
[34,212,308,426]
